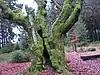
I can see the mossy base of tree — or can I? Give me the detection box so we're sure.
[28,34,69,74]
[50,50,67,73]
[29,64,43,75]
[47,34,68,74]
[28,35,69,74]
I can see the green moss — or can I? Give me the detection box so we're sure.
[29,64,42,75]
[0,1,29,31]
[52,0,73,29]
[45,31,67,73]
[28,34,45,74]
[49,48,67,73]
[59,0,82,34]
[0,0,2,2]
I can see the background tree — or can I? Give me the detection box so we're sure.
[80,0,100,42]
[74,19,89,42]
[0,16,15,47]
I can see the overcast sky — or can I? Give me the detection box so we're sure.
[17,0,38,15]
[17,0,37,8]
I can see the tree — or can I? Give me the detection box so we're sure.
[0,15,15,47]
[80,0,100,41]
[75,19,89,42]
[0,0,83,74]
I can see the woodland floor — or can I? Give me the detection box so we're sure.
[0,62,31,75]
[0,46,100,75]
[67,51,100,75]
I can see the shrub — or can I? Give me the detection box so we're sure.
[9,50,31,62]
[15,43,20,50]
[0,43,15,54]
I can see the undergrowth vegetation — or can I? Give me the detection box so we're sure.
[9,50,32,62]
[0,42,33,62]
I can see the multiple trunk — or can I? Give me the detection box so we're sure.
[28,0,83,74]
[0,0,83,74]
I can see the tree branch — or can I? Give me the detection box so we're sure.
[0,0,30,33]
[52,0,73,31]
[60,0,83,34]
[51,0,62,10]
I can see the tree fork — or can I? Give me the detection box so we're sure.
[45,0,83,74]
[60,0,83,34]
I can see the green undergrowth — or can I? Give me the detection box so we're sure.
[90,41,100,44]
[0,50,33,62]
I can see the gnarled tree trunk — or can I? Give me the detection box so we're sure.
[28,0,83,74]
[0,0,83,74]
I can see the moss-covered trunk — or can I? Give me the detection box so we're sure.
[28,0,83,74]
[28,29,44,74]
[28,28,67,74]
[47,33,67,73]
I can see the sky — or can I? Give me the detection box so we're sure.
[17,0,38,9]
[17,0,38,15]
[17,0,51,14]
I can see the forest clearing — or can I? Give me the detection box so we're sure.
[0,0,100,75]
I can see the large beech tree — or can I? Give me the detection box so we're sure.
[0,0,83,74]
